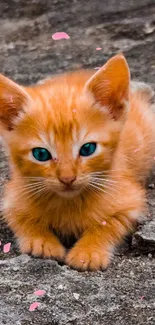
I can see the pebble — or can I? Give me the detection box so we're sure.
[148,183,155,189]
[73,293,80,300]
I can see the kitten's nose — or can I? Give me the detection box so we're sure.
[59,176,76,185]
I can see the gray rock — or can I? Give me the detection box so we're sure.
[134,220,155,251]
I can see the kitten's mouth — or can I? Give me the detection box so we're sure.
[57,187,82,198]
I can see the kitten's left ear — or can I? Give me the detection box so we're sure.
[85,54,130,120]
[0,74,30,130]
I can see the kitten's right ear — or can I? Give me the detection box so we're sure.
[0,74,30,130]
[85,54,130,120]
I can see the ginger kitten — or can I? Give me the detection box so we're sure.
[0,54,155,271]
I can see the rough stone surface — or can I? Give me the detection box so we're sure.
[0,1,155,324]
[1,254,155,325]
[134,220,155,250]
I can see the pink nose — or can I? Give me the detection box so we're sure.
[59,176,76,185]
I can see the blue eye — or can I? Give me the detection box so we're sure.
[79,142,97,157]
[32,148,52,162]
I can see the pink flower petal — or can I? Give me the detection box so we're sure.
[134,148,140,153]
[102,221,107,225]
[96,47,102,50]
[3,242,11,253]
[94,67,102,70]
[34,290,46,296]
[140,296,144,300]
[52,32,70,40]
[29,302,40,311]
[0,240,1,246]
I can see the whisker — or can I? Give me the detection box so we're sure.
[90,171,126,178]
[26,182,46,188]
[21,176,59,185]
[88,182,116,200]
[92,177,123,185]
[30,188,48,201]
[86,184,103,199]
[90,169,125,174]
[92,181,125,192]
[22,177,46,181]
[88,183,116,204]
[90,181,120,194]
[23,186,50,201]
[19,185,47,197]
[16,181,48,195]
[14,182,46,193]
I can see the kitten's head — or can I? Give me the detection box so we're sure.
[0,54,130,198]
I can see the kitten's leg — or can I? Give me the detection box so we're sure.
[66,181,145,271]
[3,181,66,260]
[18,230,66,261]
[4,208,66,261]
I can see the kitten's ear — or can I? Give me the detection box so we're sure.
[0,74,30,130]
[85,54,130,119]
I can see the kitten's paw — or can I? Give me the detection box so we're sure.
[18,236,66,261]
[66,246,111,271]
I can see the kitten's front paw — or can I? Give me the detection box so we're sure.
[18,236,66,261]
[66,245,111,271]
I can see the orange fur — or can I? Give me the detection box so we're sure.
[0,54,155,271]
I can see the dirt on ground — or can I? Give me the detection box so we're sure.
[0,1,155,324]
